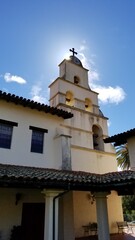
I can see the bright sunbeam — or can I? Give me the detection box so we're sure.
[63,52,70,60]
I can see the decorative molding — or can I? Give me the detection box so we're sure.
[0,119,18,127]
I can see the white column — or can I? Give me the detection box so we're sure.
[42,189,62,240]
[54,197,59,240]
[95,192,110,240]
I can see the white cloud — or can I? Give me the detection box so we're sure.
[89,70,99,82]
[4,73,26,84]
[78,42,126,105]
[92,85,126,105]
[78,44,87,52]
[107,120,111,127]
[30,84,48,104]
[78,47,100,82]
[78,52,89,69]
[29,42,126,107]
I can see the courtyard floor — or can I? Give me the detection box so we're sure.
[76,225,135,240]
[76,233,135,240]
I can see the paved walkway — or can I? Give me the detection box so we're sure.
[76,233,135,240]
[110,233,135,240]
[76,225,135,240]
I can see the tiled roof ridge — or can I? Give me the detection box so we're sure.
[0,163,135,182]
[0,90,73,119]
[0,162,101,177]
[104,128,135,144]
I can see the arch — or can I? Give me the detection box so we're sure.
[65,91,74,106]
[74,76,80,84]
[85,98,93,112]
[92,125,104,151]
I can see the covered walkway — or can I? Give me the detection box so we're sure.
[1,163,135,240]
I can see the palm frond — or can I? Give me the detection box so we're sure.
[115,144,130,170]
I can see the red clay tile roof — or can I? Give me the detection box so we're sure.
[0,163,135,194]
[104,128,135,146]
[0,91,73,119]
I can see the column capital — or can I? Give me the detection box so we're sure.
[94,191,111,198]
[42,189,64,198]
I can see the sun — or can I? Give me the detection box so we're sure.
[63,52,70,60]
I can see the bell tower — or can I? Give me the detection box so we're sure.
[49,48,115,173]
[49,48,99,115]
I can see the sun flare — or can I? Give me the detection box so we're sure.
[63,52,70,60]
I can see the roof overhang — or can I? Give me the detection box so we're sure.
[0,164,135,195]
[104,128,135,146]
[0,91,73,119]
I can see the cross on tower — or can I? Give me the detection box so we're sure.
[69,48,77,57]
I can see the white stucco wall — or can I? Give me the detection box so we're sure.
[0,100,117,174]
[0,101,64,169]
[59,60,89,89]
[50,78,98,106]
[0,187,75,240]
[73,191,97,238]
[0,54,124,239]
[62,192,75,240]
[71,148,117,173]
[73,190,123,238]
[0,188,43,240]
[50,57,123,237]
[62,109,117,173]
[127,136,135,170]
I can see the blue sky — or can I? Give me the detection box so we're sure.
[0,0,135,136]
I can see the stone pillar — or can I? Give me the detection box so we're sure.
[42,189,62,240]
[95,192,110,240]
[61,134,72,170]
[54,131,72,170]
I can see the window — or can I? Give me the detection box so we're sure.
[29,126,48,154]
[74,76,80,84]
[0,119,18,149]
[31,130,44,153]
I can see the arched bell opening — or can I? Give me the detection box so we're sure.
[65,91,74,106]
[85,98,93,112]
[92,125,104,151]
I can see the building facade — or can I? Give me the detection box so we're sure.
[0,51,123,240]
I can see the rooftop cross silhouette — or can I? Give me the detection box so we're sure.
[69,48,77,57]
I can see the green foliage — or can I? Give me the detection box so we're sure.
[122,195,135,221]
[123,211,135,222]
[115,144,135,221]
[122,195,135,212]
[115,144,130,170]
